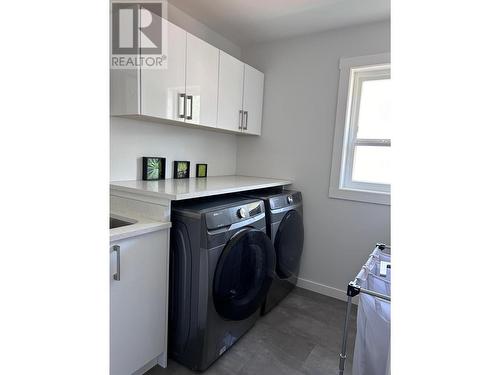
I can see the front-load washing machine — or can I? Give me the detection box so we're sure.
[168,196,275,371]
[242,189,304,314]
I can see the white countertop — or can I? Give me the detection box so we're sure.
[110,212,171,242]
[110,175,292,201]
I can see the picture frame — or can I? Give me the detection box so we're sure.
[196,163,208,178]
[142,157,166,181]
[173,161,190,179]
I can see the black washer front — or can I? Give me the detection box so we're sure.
[213,228,276,321]
[274,210,304,279]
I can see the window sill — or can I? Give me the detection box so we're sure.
[329,186,390,206]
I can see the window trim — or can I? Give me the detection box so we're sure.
[329,53,391,205]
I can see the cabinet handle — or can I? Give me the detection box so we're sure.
[243,111,249,130]
[186,95,193,120]
[238,110,243,130]
[178,93,186,119]
[112,245,121,281]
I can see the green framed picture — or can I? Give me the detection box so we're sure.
[196,164,208,178]
[173,161,190,179]
[142,157,166,181]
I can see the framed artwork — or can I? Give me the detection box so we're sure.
[196,164,208,178]
[142,157,166,181]
[173,161,190,179]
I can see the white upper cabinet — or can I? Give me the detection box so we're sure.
[217,51,245,132]
[110,17,264,135]
[217,54,264,135]
[242,64,265,136]
[110,3,140,116]
[141,21,186,120]
[110,68,141,116]
[185,33,219,127]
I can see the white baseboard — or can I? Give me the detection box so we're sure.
[297,277,359,305]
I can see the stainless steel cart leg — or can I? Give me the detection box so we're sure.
[338,295,353,375]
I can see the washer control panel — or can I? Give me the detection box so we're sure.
[269,191,302,210]
[205,200,264,229]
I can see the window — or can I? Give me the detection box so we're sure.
[329,53,391,205]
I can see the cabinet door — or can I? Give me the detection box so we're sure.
[141,21,187,121]
[110,230,168,375]
[110,3,140,116]
[111,68,141,116]
[217,51,244,132]
[185,33,219,127]
[242,64,265,136]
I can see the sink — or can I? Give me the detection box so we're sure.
[110,216,136,229]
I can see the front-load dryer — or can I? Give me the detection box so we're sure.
[168,196,275,371]
[241,189,304,314]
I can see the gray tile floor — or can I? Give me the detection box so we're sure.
[147,287,357,375]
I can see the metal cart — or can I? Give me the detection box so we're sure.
[338,243,391,375]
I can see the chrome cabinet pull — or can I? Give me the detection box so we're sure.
[238,110,243,130]
[186,95,193,120]
[112,245,121,281]
[178,93,186,119]
[243,111,249,130]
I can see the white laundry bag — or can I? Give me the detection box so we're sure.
[352,252,391,375]
[364,249,391,281]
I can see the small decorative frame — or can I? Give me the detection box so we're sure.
[196,163,208,178]
[173,161,190,179]
[142,157,166,181]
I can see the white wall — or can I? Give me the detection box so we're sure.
[167,3,241,59]
[110,118,237,181]
[237,21,391,300]
[110,4,241,181]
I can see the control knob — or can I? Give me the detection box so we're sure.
[237,207,248,219]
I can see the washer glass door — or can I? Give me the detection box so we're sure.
[274,210,304,279]
[213,228,275,321]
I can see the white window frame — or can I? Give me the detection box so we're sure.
[329,53,391,205]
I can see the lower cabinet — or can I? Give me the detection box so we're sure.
[110,229,169,375]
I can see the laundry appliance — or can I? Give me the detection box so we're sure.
[241,189,304,314]
[168,196,276,370]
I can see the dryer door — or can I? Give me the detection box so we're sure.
[213,228,275,321]
[274,210,304,279]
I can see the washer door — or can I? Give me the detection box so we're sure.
[213,228,275,321]
[274,210,304,279]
